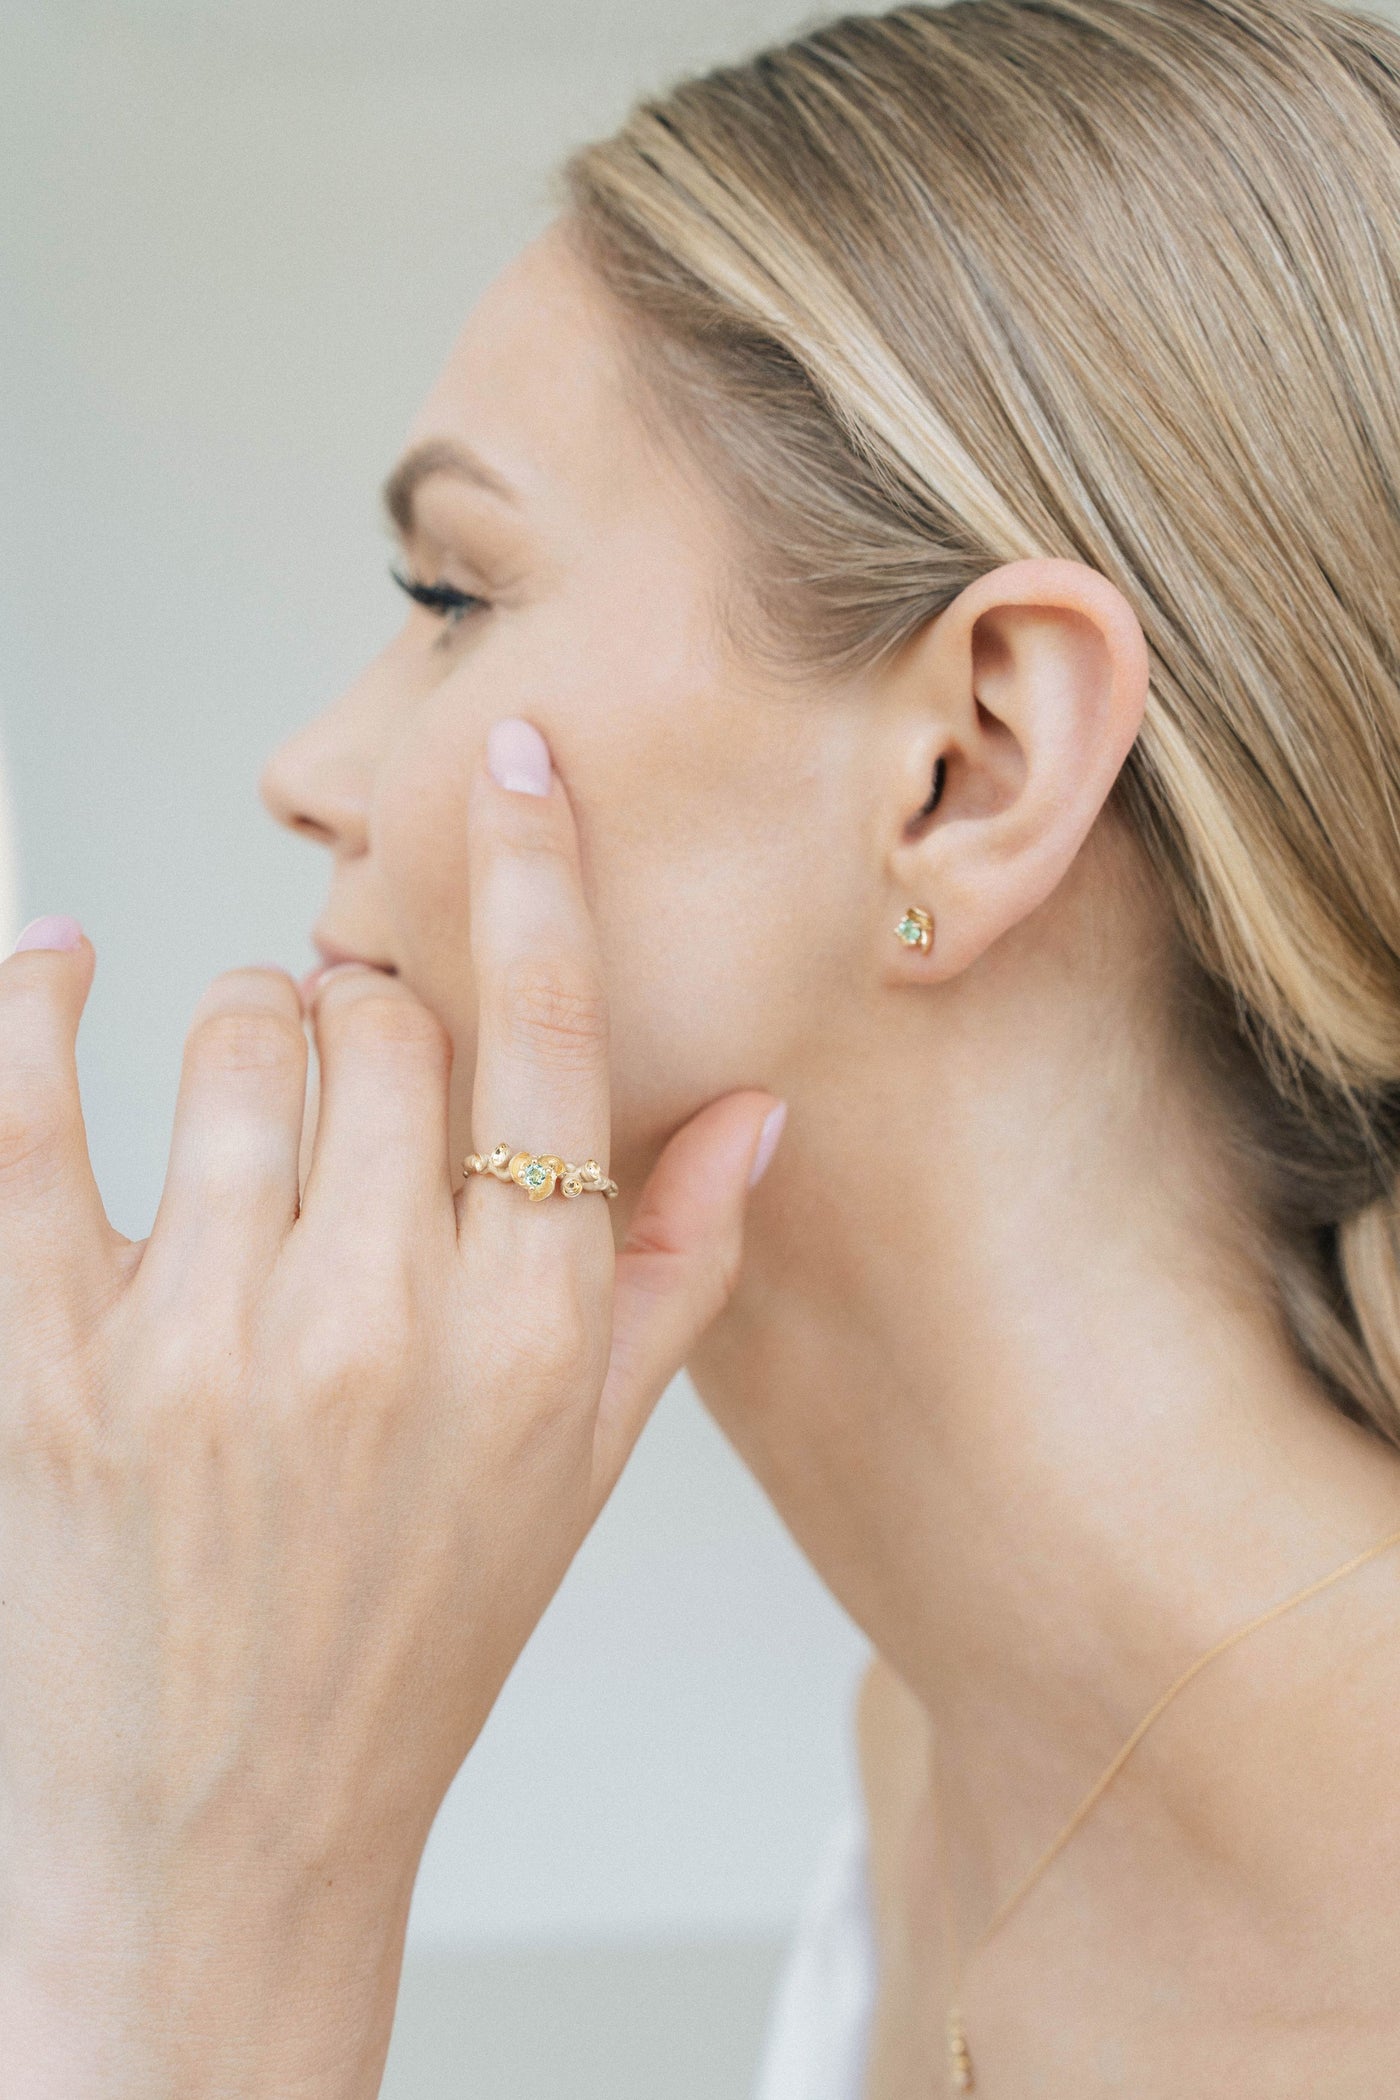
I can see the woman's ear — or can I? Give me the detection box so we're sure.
[880,558,1149,980]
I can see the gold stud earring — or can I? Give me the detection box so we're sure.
[895,905,933,951]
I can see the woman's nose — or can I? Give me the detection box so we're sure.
[259,712,370,859]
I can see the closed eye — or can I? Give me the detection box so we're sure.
[390,562,490,636]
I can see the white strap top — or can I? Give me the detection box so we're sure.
[751,1802,880,2100]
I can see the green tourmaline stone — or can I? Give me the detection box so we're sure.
[896,915,922,944]
[523,1161,549,1188]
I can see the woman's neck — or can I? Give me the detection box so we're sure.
[685,958,1400,1933]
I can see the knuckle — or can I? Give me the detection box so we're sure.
[484,1254,597,1382]
[0,1086,65,1180]
[186,1006,304,1079]
[287,1285,412,1408]
[0,1334,101,1465]
[491,798,573,858]
[474,1323,589,1463]
[517,1299,591,1381]
[138,1314,244,1411]
[289,1326,359,1406]
[323,986,450,1064]
[207,965,299,1002]
[498,959,608,1069]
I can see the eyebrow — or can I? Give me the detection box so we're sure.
[380,437,518,537]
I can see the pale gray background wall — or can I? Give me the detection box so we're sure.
[0,2,874,2090]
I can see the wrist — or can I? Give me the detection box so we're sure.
[0,1846,419,2100]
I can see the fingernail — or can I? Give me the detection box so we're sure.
[12,914,84,954]
[486,717,552,796]
[747,1100,788,1187]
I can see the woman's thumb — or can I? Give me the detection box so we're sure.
[588,1090,787,1511]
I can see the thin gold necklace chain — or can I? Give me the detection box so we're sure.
[929,1520,1400,2094]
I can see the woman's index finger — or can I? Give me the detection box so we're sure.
[462,719,615,1246]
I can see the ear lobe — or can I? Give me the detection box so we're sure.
[886,559,1148,980]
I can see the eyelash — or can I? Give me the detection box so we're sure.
[390,563,490,640]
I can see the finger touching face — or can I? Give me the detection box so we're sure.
[259,221,870,1198]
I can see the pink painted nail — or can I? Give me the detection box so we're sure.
[747,1100,788,1187]
[13,915,84,954]
[486,717,552,796]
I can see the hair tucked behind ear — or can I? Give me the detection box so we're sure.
[563,0,1400,1445]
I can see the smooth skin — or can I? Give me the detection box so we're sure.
[10,215,1400,2095]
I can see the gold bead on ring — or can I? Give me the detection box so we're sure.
[463,1141,619,1202]
[895,904,934,951]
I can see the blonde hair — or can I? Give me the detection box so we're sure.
[564,0,1400,1445]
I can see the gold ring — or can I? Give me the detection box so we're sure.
[463,1142,619,1202]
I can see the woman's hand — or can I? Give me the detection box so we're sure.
[0,717,785,2100]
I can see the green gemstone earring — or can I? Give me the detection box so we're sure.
[895,905,933,951]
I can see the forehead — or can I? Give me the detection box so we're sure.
[401,222,678,536]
